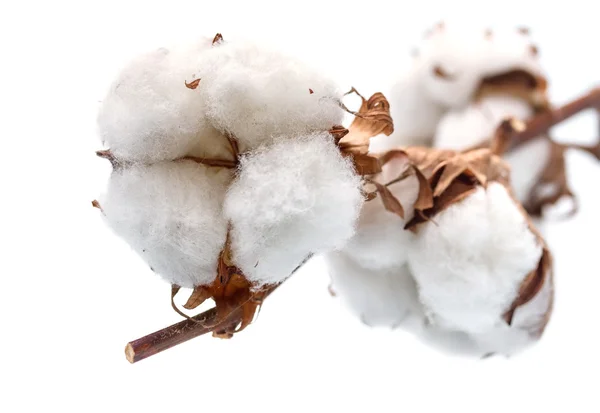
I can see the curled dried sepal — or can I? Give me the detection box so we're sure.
[91,199,103,211]
[329,125,350,144]
[185,78,201,89]
[348,153,383,176]
[96,149,120,168]
[503,248,552,328]
[168,232,277,336]
[212,33,224,46]
[338,89,394,155]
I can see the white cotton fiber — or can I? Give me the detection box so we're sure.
[407,182,543,335]
[433,95,533,150]
[198,41,345,151]
[97,37,234,163]
[100,161,232,288]
[382,22,547,151]
[503,137,552,205]
[224,132,363,285]
[416,23,490,109]
[325,252,421,328]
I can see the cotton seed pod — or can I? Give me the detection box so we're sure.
[95,33,396,356]
[327,143,554,357]
[379,21,548,151]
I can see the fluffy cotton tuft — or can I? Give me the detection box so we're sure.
[416,24,490,109]
[198,40,344,151]
[224,132,363,285]
[382,22,547,150]
[100,161,232,288]
[97,38,235,163]
[415,23,545,110]
[326,252,421,327]
[407,182,543,334]
[503,137,552,205]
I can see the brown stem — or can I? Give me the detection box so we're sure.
[125,254,311,364]
[508,86,600,152]
[125,307,239,364]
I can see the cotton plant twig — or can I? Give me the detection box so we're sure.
[500,86,600,155]
[121,89,393,364]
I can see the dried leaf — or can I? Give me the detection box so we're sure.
[373,181,404,219]
[170,284,196,321]
[432,158,469,197]
[412,166,434,210]
[378,149,409,167]
[212,33,223,45]
[338,90,394,155]
[503,249,551,328]
[433,65,456,81]
[185,78,201,89]
[182,286,211,310]
[329,125,349,144]
[348,153,382,175]
[530,44,539,57]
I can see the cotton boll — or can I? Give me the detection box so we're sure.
[407,182,543,335]
[503,137,552,205]
[199,41,344,151]
[411,23,545,111]
[97,38,233,163]
[224,132,363,286]
[433,95,533,150]
[325,252,421,328]
[100,161,232,288]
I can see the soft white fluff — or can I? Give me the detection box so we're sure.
[407,182,543,335]
[98,37,234,163]
[323,157,421,328]
[434,95,533,150]
[503,137,552,205]
[199,41,344,151]
[326,252,421,327]
[224,132,363,285]
[479,26,546,88]
[417,23,490,109]
[100,161,232,288]
[417,23,545,110]
[381,22,546,149]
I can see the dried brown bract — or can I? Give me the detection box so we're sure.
[184,78,201,89]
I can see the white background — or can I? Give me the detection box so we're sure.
[2,1,600,412]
